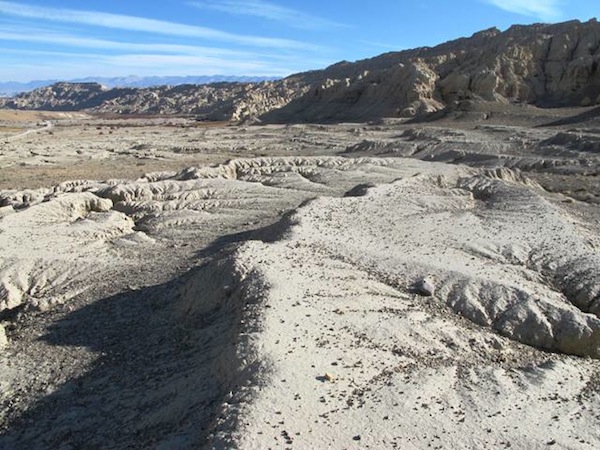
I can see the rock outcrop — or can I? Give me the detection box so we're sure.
[1,19,599,122]
[262,19,600,122]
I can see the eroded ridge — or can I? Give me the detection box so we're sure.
[268,170,600,357]
[198,168,600,448]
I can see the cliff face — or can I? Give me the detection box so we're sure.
[437,20,600,106]
[1,19,599,122]
[262,19,600,122]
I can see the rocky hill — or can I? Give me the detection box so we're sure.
[266,19,600,122]
[1,19,599,122]
[0,75,275,97]
[0,80,306,121]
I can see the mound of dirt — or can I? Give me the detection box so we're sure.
[202,167,600,448]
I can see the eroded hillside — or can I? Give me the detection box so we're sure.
[1,19,599,123]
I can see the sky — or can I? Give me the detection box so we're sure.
[0,0,597,82]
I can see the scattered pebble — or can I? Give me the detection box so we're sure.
[324,373,337,382]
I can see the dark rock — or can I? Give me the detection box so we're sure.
[415,278,435,297]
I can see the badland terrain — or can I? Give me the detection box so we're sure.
[0,19,599,449]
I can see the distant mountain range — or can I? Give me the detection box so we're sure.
[0,75,277,97]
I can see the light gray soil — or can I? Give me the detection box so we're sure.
[0,108,599,449]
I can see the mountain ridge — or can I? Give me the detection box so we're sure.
[0,75,277,97]
[1,19,599,122]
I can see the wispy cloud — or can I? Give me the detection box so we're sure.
[188,0,346,30]
[0,0,319,50]
[0,26,267,59]
[0,49,300,81]
[103,54,284,74]
[0,32,311,79]
[483,0,563,21]
[0,26,328,81]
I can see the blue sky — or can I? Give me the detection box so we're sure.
[0,0,597,82]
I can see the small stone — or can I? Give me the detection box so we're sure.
[324,373,337,382]
[353,435,361,441]
[489,336,504,350]
[415,278,435,296]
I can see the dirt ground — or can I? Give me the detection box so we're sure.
[0,106,599,449]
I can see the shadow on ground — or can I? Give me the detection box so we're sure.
[538,106,600,127]
[0,265,244,449]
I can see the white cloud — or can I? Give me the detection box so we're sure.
[188,0,346,30]
[103,54,277,73]
[0,1,339,81]
[0,1,318,50]
[483,0,563,21]
[0,26,267,59]
[0,39,301,79]
[0,49,300,81]
[0,27,330,81]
